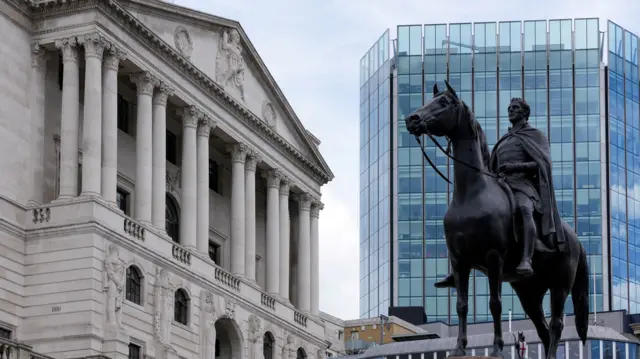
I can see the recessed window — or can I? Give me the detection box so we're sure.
[77,163,83,196]
[0,327,11,339]
[174,289,189,325]
[118,95,130,134]
[166,194,180,243]
[297,348,307,359]
[208,241,220,265]
[209,160,219,193]
[263,332,275,359]
[166,131,177,164]
[117,188,130,215]
[128,343,141,359]
[126,266,142,305]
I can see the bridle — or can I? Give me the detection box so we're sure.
[415,99,499,184]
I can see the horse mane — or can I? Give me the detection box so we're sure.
[460,100,491,169]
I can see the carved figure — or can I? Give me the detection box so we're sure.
[201,290,218,359]
[154,268,174,345]
[215,28,246,100]
[404,81,589,359]
[282,335,295,359]
[103,244,126,330]
[174,26,193,59]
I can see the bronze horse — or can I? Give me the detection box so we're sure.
[404,81,589,359]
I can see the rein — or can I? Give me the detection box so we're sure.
[415,102,499,183]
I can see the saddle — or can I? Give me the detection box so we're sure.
[496,178,556,253]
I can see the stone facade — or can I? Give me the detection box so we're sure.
[0,0,336,358]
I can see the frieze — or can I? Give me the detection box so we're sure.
[28,0,332,184]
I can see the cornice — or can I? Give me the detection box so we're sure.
[27,219,327,347]
[28,0,333,185]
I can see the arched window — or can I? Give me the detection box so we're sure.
[125,266,142,305]
[174,289,189,325]
[296,348,307,359]
[263,332,275,359]
[166,194,180,243]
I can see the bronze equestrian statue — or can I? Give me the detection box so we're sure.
[404,81,589,359]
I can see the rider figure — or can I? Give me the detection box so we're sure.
[494,98,540,277]
[435,97,566,287]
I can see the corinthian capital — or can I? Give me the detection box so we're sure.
[262,169,282,188]
[153,82,174,106]
[103,46,127,71]
[197,115,214,137]
[130,72,157,96]
[31,44,48,69]
[310,199,324,218]
[55,37,78,62]
[226,143,249,164]
[245,150,262,172]
[78,32,107,59]
[279,177,292,196]
[296,193,312,211]
[180,105,201,128]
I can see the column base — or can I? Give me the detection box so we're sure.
[26,199,42,207]
[80,191,102,199]
[52,195,75,204]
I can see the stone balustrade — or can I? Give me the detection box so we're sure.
[24,197,325,338]
[123,217,145,241]
[0,337,55,359]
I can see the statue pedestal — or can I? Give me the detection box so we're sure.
[102,328,130,359]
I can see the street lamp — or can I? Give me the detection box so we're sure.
[379,315,389,345]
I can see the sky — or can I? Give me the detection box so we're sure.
[172,0,640,320]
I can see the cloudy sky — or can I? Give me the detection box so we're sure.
[173,0,640,320]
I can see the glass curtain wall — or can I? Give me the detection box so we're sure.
[396,25,425,311]
[359,30,391,319]
[608,20,640,313]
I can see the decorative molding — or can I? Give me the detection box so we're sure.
[166,167,181,192]
[54,36,78,62]
[78,32,107,59]
[31,43,48,69]
[296,193,312,211]
[245,150,261,172]
[310,200,323,218]
[28,0,334,184]
[103,44,127,71]
[263,169,283,189]
[279,177,292,196]
[227,143,249,164]
[196,117,213,137]
[179,105,200,128]
[173,25,193,59]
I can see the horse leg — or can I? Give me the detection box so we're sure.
[450,262,471,357]
[512,280,551,356]
[546,287,569,359]
[487,250,505,358]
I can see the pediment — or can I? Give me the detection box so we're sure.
[117,0,332,179]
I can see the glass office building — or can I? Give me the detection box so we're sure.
[359,18,640,324]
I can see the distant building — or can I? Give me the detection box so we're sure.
[359,18,640,325]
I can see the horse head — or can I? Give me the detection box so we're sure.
[404,80,465,139]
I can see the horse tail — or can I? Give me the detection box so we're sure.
[571,241,590,345]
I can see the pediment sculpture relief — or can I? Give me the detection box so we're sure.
[261,101,276,128]
[174,26,193,60]
[215,27,246,101]
[104,244,126,331]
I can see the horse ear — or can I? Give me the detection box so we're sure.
[444,80,458,99]
[433,84,439,97]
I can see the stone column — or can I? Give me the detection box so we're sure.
[179,106,200,248]
[101,47,126,206]
[310,200,323,316]
[130,72,157,224]
[28,44,48,205]
[228,143,248,276]
[297,193,312,312]
[196,116,215,253]
[263,169,281,294]
[55,37,80,200]
[79,33,106,197]
[244,150,260,281]
[151,83,174,228]
[278,178,292,300]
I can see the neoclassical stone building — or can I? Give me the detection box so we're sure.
[0,0,342,358]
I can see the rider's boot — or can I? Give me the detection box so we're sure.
[434,273,456,288]
[516,208,536,278]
